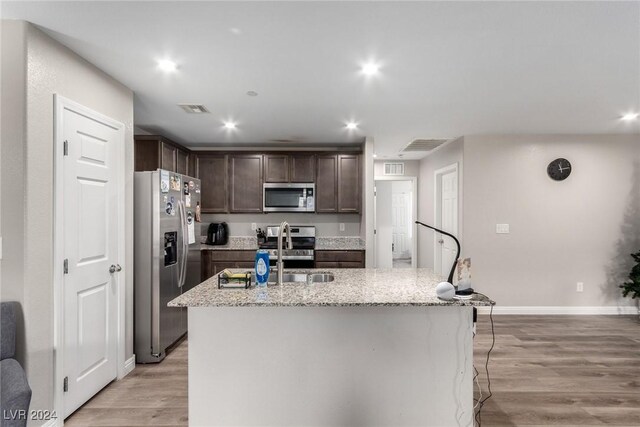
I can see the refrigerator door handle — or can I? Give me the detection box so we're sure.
[177,201,185,288]
[178,201,189,288]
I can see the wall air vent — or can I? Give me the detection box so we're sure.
[384,162,405,176]
[402,138,449,152]
[178,104,210,114]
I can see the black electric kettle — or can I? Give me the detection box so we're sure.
[206,222,229,245]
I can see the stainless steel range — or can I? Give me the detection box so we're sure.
[260,225,315,268]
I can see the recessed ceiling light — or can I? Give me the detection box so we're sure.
[246,91,258,97]
[621,112,639,121]
[230,28,242,35]
[373,154,377,158]
[223,121,237,130]
[361,62,380,76]
[346,121,358,130]
[157,59,177,72]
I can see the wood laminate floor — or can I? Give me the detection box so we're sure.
[65,315,640,426]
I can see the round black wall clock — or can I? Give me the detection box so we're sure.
[547,158,572,181]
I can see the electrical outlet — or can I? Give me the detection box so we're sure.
[339,223,345,232]
[576,282,584,292]
[251,223,257,231]
[496,224,510,234]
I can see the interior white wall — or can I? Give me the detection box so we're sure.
[463,134,640,308]
[0,20,134,419]
[417,139,464,269]
[362,137,376,267]
[0,20,28,368]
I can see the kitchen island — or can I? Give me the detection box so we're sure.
[169,268,494,426]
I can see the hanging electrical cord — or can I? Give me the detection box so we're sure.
[473,296,495,427]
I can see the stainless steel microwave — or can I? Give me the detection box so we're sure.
[263,183,315,212]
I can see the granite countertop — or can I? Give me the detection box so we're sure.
[168,268,495,308]
[315,237,366,251]
[199,236,366,251]
[200,236,258,251]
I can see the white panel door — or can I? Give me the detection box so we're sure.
[62,105,119,417]
[375,181,393,268]
[391,192,409,259]
[439,171,458,277]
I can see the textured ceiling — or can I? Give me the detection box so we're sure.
[3,1,639,158]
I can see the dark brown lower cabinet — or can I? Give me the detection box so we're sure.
[201,250,255,281]
[314,250,365,268]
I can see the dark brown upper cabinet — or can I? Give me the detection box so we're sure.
[134,135,191,175]
[316,155,338,213]
[176,149,189,175]
[264,154,290,183]
[290,154,316,183]
[264,154,315,183]
[316,154,360,213]
[229,154,263,213]
[337,154,360,213]
[198,154,228,213]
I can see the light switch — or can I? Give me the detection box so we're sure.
[339,223,345,232]
[251,223,257,231]
[496,224,510,234]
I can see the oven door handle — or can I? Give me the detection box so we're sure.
[268,255,315,261]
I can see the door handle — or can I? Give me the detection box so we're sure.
[438,239,444,244]
[109,264,122,273]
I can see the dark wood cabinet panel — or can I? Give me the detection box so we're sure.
[198,155,228,213]
[316,155,338,212]
[290,155,315,183]
[134,139,160,172]
[135,135,189,173]
[337,155,360,213]
[176,149,189,175]
[229,155,263,213]
[264,155,289,183]
[202,251,255,281]
[189,154,200,179]
[161,142,177,172]
[315,250,365,268]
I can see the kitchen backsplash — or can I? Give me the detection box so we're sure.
[200,213,361,236]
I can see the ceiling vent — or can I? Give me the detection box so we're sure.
[178,104,210,114]
[384,162,405,176]
[402,138,449,153]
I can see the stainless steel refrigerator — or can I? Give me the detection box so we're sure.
[134,170,202,363]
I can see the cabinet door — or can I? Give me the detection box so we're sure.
[264,155,289,183]
[229,155,263,213]
[337,154,360,213]
[290,155,315,183]
[160,142,177,172]
[189,154,200,179]
[316,155,337,213]
[134,138,161,172]
[176,149,189,175]
[199,155,228,213]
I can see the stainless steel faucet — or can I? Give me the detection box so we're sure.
[276,221,292,286]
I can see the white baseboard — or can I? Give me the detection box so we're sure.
[476,306,639,315]
[123,354,136,376]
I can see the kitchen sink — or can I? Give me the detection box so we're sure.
[308,273,335,283]
[266,271,335,284]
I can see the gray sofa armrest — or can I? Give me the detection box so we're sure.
[0,359,31,427]
[1,302,17,360]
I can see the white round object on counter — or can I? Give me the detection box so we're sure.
[436,282,455,300]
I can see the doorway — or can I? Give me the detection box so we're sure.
[374,177,417,268]
[434,163,458,275]
[54,96,126,419]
